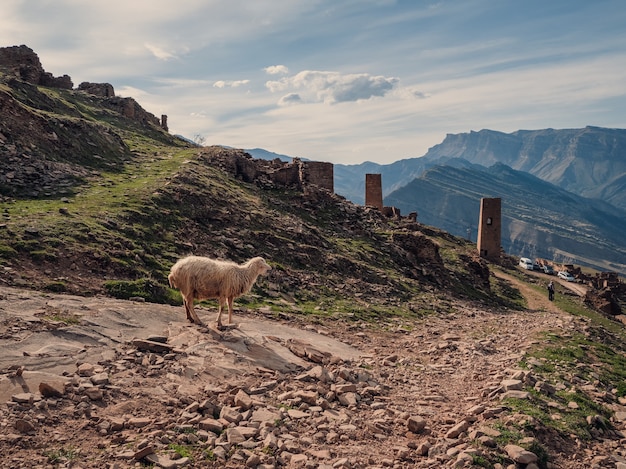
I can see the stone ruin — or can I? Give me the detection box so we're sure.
[365,173,417,222]
[202,148,334,194]
[477,197,502,261]
[206,152,410,225]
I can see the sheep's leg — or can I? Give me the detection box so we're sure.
[215,299,224,328]
[183,297,193,322]
[185,295,202,325]
[227,297,234,325]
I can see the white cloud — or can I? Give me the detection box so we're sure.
[144,43,179,61]
[266,70,398,104]
[278,93,302,106]
[213,80,251,88]
[265,65,289,75]
[115,85,150,99]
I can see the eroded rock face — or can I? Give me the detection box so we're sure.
[77,82,115,97]
[0,45,72,89]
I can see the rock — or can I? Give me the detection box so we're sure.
[220,406,242,424]
[146,453,190,468]
[290,453,308,467]
[287,409,309,419]
[251,407,281,423]
[90,372,110,386]
[14,419,35,433]
[445,420,470,439]
[39,381,65,398]
[11,393,35,404]
[132,338,174,353]
[226,427,247,444]
[109,417,125,431]
[199,418,224,434]
[294,390,318,405]
[246,454,262,467]
[301,365,332,383]
[407,416,427,433]
[501,379,523,391]
[500,390,530,400]
[84,387,104,401]
[335,384,357,393]
[504,444,538,464]
[234,389,253,410]
[127,417,151,428]
[77,362,95,376]
[133,445,155,460]
[337,392,358,407]
[416,441,431,456]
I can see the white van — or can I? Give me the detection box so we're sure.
[519,257,534,270]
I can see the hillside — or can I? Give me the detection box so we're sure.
[3,46,626,468]
[385,163,626,275]
[0,45,495,313]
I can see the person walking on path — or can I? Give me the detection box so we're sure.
[547,281,555,301]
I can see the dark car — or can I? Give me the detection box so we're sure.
[543,265,555,275]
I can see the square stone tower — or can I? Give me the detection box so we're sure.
[365,174,383,210]
[477,197,501,260]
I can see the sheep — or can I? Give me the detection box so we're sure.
[168,255,272,328]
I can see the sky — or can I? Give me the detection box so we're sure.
[2,1,626,165]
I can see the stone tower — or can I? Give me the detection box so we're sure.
[365,174,383,211]
[477,197,501,260]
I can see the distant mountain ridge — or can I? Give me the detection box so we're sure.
[422,126,626,209]
[325,126,626,210]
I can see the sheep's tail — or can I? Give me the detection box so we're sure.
[168,273,176,289]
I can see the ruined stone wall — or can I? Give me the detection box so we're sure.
[303,161,334,192]
[202,149,334,194]
[365,174,383,210]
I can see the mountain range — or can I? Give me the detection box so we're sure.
[249,126,626,275]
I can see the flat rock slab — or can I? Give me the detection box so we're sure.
[0,286,361,399]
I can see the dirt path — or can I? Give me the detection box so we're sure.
[494,269,563,314]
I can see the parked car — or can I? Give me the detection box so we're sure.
[543,265,555,275]
[519,257,533,270]
[532,261,541,271]
[557,271,575,282]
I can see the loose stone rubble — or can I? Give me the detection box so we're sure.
[1,285,626,468]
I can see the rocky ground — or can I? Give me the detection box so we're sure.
[1,273,625,469]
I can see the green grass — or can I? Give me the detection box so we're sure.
[38,308,82,325]
[104,278,180,305]
[44,446,78,463]
[168,443,193,459]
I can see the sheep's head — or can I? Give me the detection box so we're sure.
[249,257,272,275]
